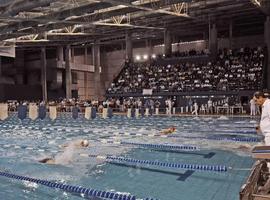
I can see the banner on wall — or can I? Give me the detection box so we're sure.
[38,105,47,119]
[49,106,57,120]
[0,46,15,58]
[29,104,38,120]
[142,89,153,95]
[0,103,8,120]
[85,107,91,120]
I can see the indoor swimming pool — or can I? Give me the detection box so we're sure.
[0,114,260,200]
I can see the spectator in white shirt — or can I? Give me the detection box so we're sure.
[192,102,199,116]
[250,98,256,116]
[254,92,270,145]
[207,99,213,114]
[254,91,270,194]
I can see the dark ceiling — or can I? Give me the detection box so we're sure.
[0,0,266,48]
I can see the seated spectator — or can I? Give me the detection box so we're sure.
[107,47,264,94]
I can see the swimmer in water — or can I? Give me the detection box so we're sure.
[160,127,176,135]
[59,139,89,148]
[256,125,261,134]
[39,139,89,165]
[237,144,253,151]
[235,125,263,151]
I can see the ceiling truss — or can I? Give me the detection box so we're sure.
[0,0,265,47]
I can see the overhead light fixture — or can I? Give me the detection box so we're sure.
[135,55,141,61]
[143,54,148,60]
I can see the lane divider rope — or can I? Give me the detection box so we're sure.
[0,171,157,200]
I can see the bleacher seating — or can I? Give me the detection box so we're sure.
[107,47,264,94]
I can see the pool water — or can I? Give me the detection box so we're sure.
[0,114,259,200]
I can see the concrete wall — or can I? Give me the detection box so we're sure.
[1,48,98,100]
[218,34,264,49]
[75,71,95,100]
[70,47,96,100]
[73,35,265,100]
[0,34,266,101]
[132,35,264,59]
[0,84,42,101]
[101,50,126,91]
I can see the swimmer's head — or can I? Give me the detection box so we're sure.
[170,127,176,131]
[81,140,89,147]
[39,158,55,164]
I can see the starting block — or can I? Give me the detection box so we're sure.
[252,146,270,159]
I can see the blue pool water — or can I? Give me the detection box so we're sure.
[0,114,259,200]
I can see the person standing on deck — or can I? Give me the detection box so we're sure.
[255,91,270,194]
[167,98,172,116]
[192,101,199,116]
[250,98,256,116]
[207,98,213,114]
[254,92,270,145]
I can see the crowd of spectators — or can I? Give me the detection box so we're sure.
[169,49,207,58]
[107,47,264,94]
[3,98,159,113]
[2,96,253,115]
[153,49,208,59]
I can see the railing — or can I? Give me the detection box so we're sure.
[154,54,210,65]
[240,160,267,200]
[106,90,256,98]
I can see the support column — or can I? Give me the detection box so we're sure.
[14,50,25,84]
[71,47,75,63]
[125,31,133,62]
[65,45,72,99]
[203,31,208,41]
[41,47,47,102]
[0,56,2,77]
[84,47,88,99]
[229,20,233,49]
[84,72,88,100]
[164,29,172,57]
[265,16,270,89]
[84,47,88,64]
[57,46,64,61]
[203,31,208,50]
[209,24,218,59]
[92,41,101,99]
[146,39,154,57]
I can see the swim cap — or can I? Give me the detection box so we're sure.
[82,140,89,147]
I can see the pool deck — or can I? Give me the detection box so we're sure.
[104,112,260,118]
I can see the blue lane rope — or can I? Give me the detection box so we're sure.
[177,136,260,143]
[195,130,256,134]
[121,141,199,151]
[0,171,157,200]
[101,140,199,151]
[86,155,227,172]
[113,132,164,137]
[112,132,260,143]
